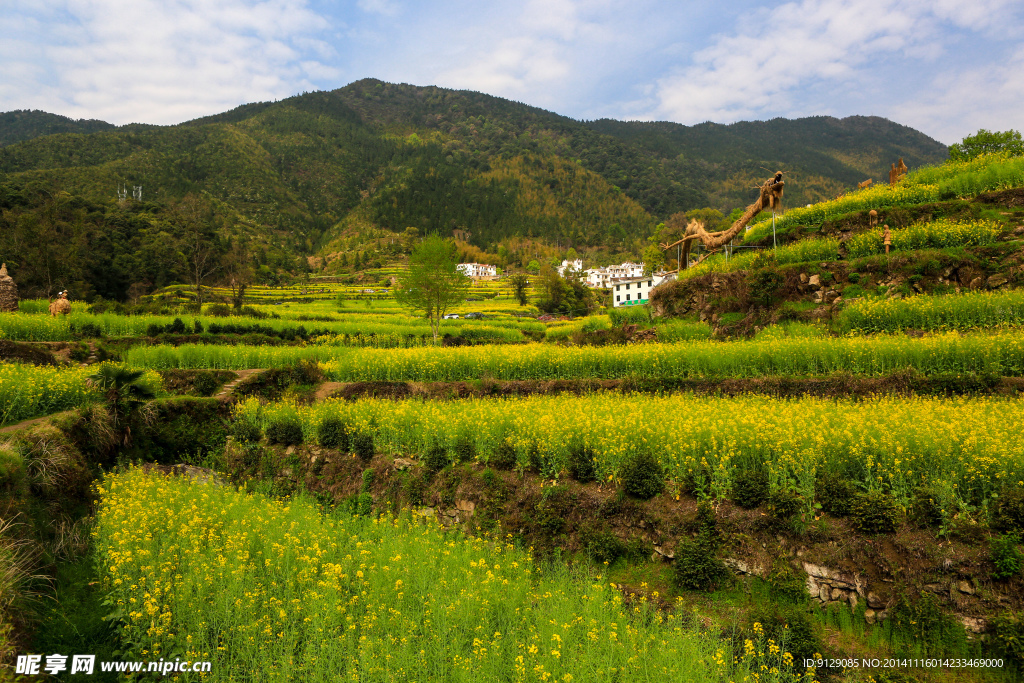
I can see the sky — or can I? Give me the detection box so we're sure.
[1,0,1022,144]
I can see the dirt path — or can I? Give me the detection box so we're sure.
[0,414,56,434]
[314,381,345,401]
[215,369,266,399]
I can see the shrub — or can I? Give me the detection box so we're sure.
[453,434,476,463]
[266,418,304,446]
[191,372,219,397]
[352,492,373,516]
[673,532,727,591]
[567,442,596,483]
[851,490,901,533]
[491,439,517,470]
[585,529,627,564]
[911,486,945,528]
[732,467,769,509]
[747,270,784,307]
[625,537,653,563]
[351,432,374,462]
[619,450,664,500]
[992,533,1023,580]
[990,611,1024,664]
[206,304,232,317]
[424,441,449,472]
[992,487,1024,534]
[317,417,349,451]
[232,420,262,444]
[815,472,857,517]
[766,488,803,527]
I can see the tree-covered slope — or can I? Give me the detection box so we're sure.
[0,110,118,148]
[0,79,949,295]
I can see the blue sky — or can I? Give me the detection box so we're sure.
[2,0,1022,144]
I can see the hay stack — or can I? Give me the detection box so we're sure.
[0,263,18,313]
[49,291,71,317]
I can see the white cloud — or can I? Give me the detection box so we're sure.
[900,44,1024,144]
[649,0,1023,132]
[0,0,336,124]
[424,0,642,111]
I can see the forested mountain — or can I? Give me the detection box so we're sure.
[0,110,119,148]
[0,79,947,299]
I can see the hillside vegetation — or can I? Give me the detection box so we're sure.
[0,80,946,299]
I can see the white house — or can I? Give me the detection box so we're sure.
[456,262,497,278]
[585,261,648,289]
[612,276,658,307]
[556,259,584,277]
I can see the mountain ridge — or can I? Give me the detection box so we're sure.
[0,80,948,300]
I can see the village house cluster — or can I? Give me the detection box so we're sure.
[458,258,675,308]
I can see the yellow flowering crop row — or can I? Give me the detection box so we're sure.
[94,468,812,682]
[846,218,999,258]
[838,289,1024,333]
[316,332,1024,380]
[744,182,941,243]
[123,331,1024,378]
[239,393,1024,506]
[0,363,163,426]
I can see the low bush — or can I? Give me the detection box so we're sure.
[490,439,517,470]
[732,467,769,509]
[766,488,803,527]
[351,431,374,462]
[851,490,901,533]
[990,611,1024,664]
[619,450,664,500]
[232,421,262,444]
[453,435,476,463]
[815,473,857,517]
[265,418,303,446]
[911,485,946,528]
[567,442,596,483]
[424,442,449,472]
[673,504,726,591]
[992,487,1024,534]
[991,533,1023,580]
[191,372,220,397]
[317,417,349,451]
[584,529,627,564]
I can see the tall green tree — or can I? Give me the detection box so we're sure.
[949,129,1024,162]
[173,194,221,309]
[507,273,530,306]
[395,235,470,343]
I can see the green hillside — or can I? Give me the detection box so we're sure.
[0,109,119,147]
[0,80,948,299]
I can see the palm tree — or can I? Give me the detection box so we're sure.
[87,365,157,446]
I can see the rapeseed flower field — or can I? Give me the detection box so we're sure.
[837,289,1024,333]
[125,331,1024,378]
[94,468,813,682]
[239,393,1024,507]
[0,363,163,426]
